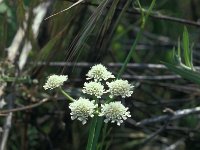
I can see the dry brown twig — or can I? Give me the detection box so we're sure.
[61,0,200,27]
[135,106,200,126]
[0,98,50,116]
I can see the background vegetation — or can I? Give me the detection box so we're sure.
[0,0,200,149]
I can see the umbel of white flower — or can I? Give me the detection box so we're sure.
[43,75,68,90]
[86,64,115,81]
[82,81,105,98]
[99,101,131,126]
[107,79,134,98]
[69,97,97,125]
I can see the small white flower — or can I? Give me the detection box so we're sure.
[86,64,115,81]
[82,81,105,98]
[107,79,134,98]
[43,75,68,90]
[69,97,97,125]
[99,101,131,126]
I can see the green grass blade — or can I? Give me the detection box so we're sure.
[163,62,200,85]
[183,27,192,68]
[91,118,103,150]
[86,115,98,150]
[178,37,181,57]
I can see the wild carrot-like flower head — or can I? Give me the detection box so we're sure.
[43,75,68,90]
[82,81,105,98]
[106,79,134,98]
[86,64,115,81]
[69,97,97,125]
[99,101,131,126]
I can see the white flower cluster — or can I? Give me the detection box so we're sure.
[107,79,134,98]
[82,81,105,98]
[81,64,133,125]
[43,75,68,90]
[99,101,131,126]
[83,64,134,99]
[86,64,115,81]
[69,98,97,125]
[44,64,134,126]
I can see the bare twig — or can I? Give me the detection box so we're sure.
[135,106,200,126]
[32,62,200,70]
[0,112,12,150]
[0,93,14,150]
[62,0,200,27]
[164,139,185,150]
[0,98,49,115]
[141,120,170,145]
[122,75,180,80]
[32,61,168,68]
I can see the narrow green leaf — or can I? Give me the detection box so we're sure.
[86,115,98,150]
[163,62,200,85]
[91,118,103,150]
[183,27,192,68]
[177,37,181,58]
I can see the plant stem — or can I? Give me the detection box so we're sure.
[98,123,108,150]
[117,0,156,78]
[91,118,103,150]
[86,115,98,150]
[59,87,75,102]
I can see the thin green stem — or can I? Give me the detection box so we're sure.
[117,27,143,78]
[117,0,156,78]
[59,87,75,102]
[86,97,100,150]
